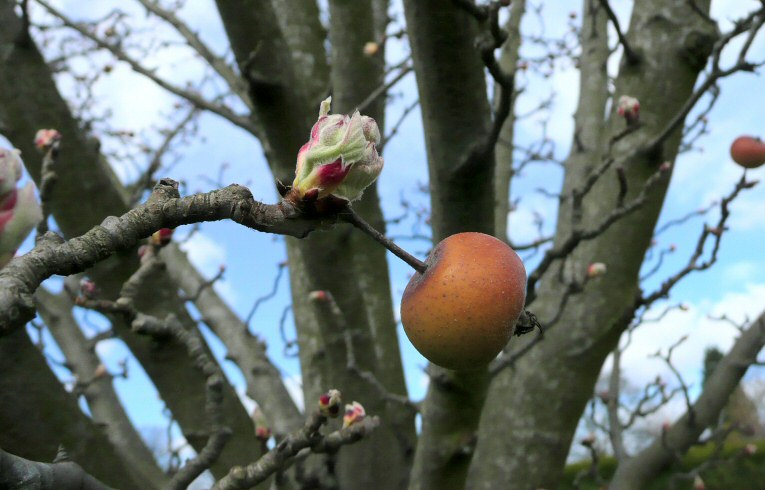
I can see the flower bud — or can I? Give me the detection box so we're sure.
[587,262,607,278]
[319,389,342,418]
[617,95,640,124]
[149,228,173,247]
[34,129,61,151]
[309,290,330,302]
[79,277,98,299]
[363,42,379,56]
[292,97,383,202]
[252,407,271,441]
[744,443,757,456]
[0,181,43,268]
[0,148,23,197]
[580,433,596,447]
[343,401,366,428]
[94,364,108,379]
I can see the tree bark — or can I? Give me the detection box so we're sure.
[0,328,140,489]
[467,1,718,488]
[494,0,526,241]
[401,2,495,489]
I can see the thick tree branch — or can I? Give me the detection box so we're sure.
[0,179,331,331]
[0,448,114,490]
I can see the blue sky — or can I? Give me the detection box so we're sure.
[4,0,765,469]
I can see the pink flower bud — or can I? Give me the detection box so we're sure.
[34,129,61,151]
[659,161,672,172]
[309,290,330,302]
[587,262,607,278]
[744,443,757,456]
[79,278,98,299]
[0,157,42,268]
[149,228,173,247]
[662,421,671,432]
[0,148,23,197]
[679,303,689,311]
[292,97,383,202]
[252,407,271,441]
[343,401,366,428]
[617,95,640,124]
[255,425,271,441]
[319,389,342,418]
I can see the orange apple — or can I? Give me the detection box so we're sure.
[730,136,765,169]
[400,232,526,370]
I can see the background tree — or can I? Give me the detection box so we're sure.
[0,1,764,489]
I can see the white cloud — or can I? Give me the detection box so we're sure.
[179,232,226,277]
[607,282,765,400]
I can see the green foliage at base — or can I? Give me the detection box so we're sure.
[560,440,765,489]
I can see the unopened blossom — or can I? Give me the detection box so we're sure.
[292,97,384,202]
[587,262,607,278]
[308,290,330,302]
[744,443,757,456]
[79,277,98,299]
[252,407,271,441]
[34,129,61,151]
[149,228,173,247]
[94,364,108,379]
[617,95,640,124]
[343,401,366,428]
[580,433,596,447]
[0,147,42,268]
[319,389,342,418]
[363,42,379,56]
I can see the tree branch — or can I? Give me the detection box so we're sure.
[0,179,332,331]
[0,448,114,490]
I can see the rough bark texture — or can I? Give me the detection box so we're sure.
[0,328,140,489]
[494,0,526,241]
[36,288,168,489]
[0,2,262,477]
[401,2,496,490]
[270,0,330,104]
[0,448,115,490]
[467,1,718,488]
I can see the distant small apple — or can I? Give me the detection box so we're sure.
[730,136,765,169]
[400,232,526,371]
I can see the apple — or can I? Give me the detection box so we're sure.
[730,136,765,169]
[400,232,526,370]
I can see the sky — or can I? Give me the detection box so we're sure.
[3,0,765,474]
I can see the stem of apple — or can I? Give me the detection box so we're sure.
[342,206,428,274]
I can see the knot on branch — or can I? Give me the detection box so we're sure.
[151,178,181,201]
